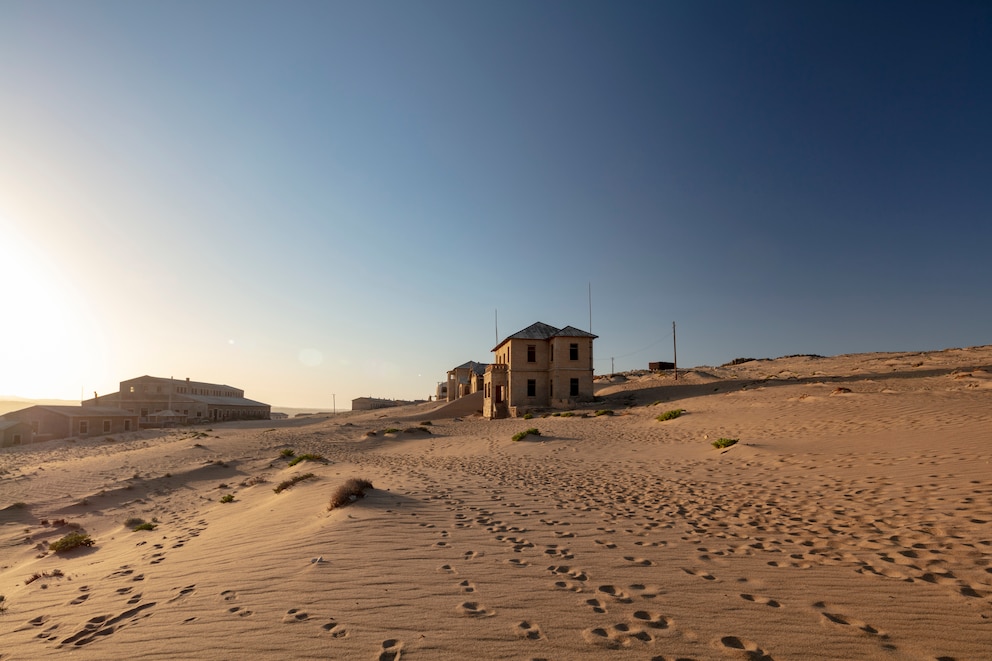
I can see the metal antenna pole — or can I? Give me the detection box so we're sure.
[673,322,678,381]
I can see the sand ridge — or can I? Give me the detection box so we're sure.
[1,346,991,659]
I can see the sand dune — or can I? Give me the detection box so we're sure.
[2,346,991,659]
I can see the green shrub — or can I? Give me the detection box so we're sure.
[219,494,235,503]
[511,428,541,442]
[50,532,94,553]
[560,412,574,418]
[594,409,614,417]
[712,437,739,449]
[288,453,326,467]
[132,522,157,531]
[274,473,316,494]
[328,478,374,510]
[383,428,400,434]
[523,413,533,420]
[656,409,685,421]
[419,421,433,426]
[280,448,295,458]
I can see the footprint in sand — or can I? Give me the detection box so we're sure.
[228,606,254,617]
[506,558,529,568]
[584,598,607,613]
[597,585,633,603]
[456,601,495,617]
[377,638,404,661]
[69,592,90,605]
[220,589,237,601]
[282,608,310,623]
[594,539,618,549]
[716,635,773,660]
[740,593,781,608]
[437,564,457,574]
[629,583,664,599]
[458,579,476,593]
[321,621,348,637]
[681,567,716,581]
[582,623,653,649]
[514,620,543,640]
[632,610,673,629]
[820,611,888,639]
[624,556,654,566]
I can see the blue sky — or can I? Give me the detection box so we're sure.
[1,1,989,407]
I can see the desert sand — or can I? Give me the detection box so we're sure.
[2,347,991,660]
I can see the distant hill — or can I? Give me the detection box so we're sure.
[0,397,80,416]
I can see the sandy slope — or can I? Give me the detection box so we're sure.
[1,347,991,660]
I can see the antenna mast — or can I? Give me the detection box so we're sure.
[588,282,592,333]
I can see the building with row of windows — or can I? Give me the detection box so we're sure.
[82,375,270,425]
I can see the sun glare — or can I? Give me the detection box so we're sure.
[0,221,106,399]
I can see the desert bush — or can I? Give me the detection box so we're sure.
[403,426,431,434]
[419,421,433,426]
[274,473,316,494]
[288,453,326,467]
[712,437,739,449]
[25,569,63,584]
[124,517,145,527]
[50,532,94,553]
[512,428,541,442]
[523,413,533,419]
[132,522,157,531]
[383,428,400,434]
[280,448,295,458]
[219,494,235,503]
[328,478,374,510]
[560,412,574,418]
[240,475,267,487]
[594,409,614,417]
[721,357,763,366]
[656,409,685,421]
[0,594,6,612]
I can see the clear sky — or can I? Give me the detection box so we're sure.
[1,1,990,408]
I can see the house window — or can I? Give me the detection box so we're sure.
[103,419,111,433]
[129,386,135,393]
[12,434,21,445]
[79,420,89,434]
[124,420,132,431]
[570,343,579,360]
[550,344,554,362]
[527,379,536,397]
[140,408,148,417]
[570,378,579,397]
[527,345,536,362]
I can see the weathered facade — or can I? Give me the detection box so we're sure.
[0,419,32,447]
[2,405,139,443]
[351,397,401,411]
[483,322,597,419]
[82,376,270,426]
[446,361,488,402]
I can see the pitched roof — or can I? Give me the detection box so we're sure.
[185,395,269,407]
[554,325,598,339]
[491,322,598,351]
[6,405,136,417]
[453,360,489,374]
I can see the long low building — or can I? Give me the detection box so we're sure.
[82,375,270,425]
[2,405,139,443]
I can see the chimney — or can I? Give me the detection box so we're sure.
[186,377,190,382]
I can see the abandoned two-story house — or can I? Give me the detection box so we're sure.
[483,322,597,419]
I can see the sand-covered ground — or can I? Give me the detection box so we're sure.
[2,347,991,660]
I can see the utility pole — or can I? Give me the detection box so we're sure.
[588,282,593,333]
[673,321,678,381]
[611,356,615,375]
[332,394,336,416]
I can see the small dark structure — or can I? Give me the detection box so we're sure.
[649,361,676,371]
[2,405,139,443]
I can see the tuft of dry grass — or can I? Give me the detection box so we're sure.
[273,473,316,494]
[328,478,374,510]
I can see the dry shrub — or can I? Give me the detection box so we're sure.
[328,478,374,510]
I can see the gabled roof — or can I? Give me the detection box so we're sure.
[122,375,241,391]
[186,394,269,407]
[554,325,598,339]
[453,360,489,375]
[491,322,598,351]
